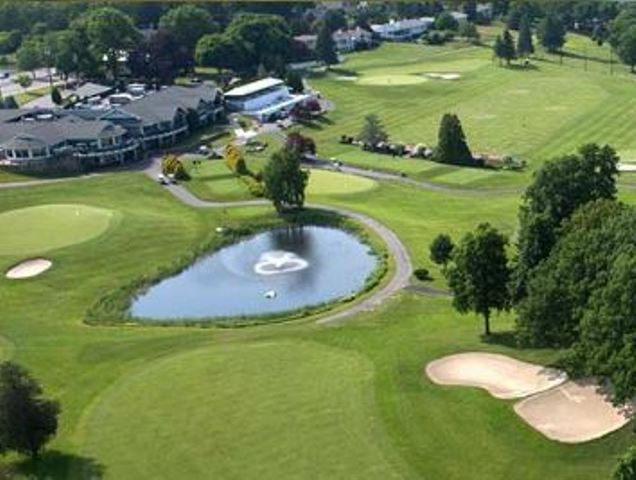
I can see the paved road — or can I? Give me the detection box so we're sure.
[143,156,414,324]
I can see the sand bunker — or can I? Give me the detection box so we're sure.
[357,74,428,86]
[425,352,567,399]
[514,379,634,443]
[5,258,52,279]
[426,72,461,80]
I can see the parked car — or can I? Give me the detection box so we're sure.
[167,173,177,184]
[0,71,10,80]
[157,173,168,185]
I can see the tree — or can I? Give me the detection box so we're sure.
[161,154,189,180]
[262,147,310,213]
[129,29,190,85]
[224,144,248,175]
[50,86,62,105]
[494,29,516,65]
[225,14,292,73]
[458,21,480,43]
[16,37,43,77]
[195,33,247,74]
[538,14,566,53]
[286,69,304,94]
[430,233,455,267]
[79,7,140,81]
[15,73,32,89]
[512,144,619,300]
[356,114,388,146]
[445,223,510,336]
[613,446,636,480]
[158,5,217,55]
[315,22,338,67]
[285,132,316,156]
[2,96,18,109]
[517,14,535,57]
[615,25,636,73]
[0,362,59,459]
[435,12,459,31]
[321,9,347,33]
[434,113,473,165]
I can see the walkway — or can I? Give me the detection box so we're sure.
[143,156,414,324]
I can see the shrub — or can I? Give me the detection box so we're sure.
[414,268,432,281]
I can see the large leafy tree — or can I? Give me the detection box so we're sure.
[225,14,292,73]
[517,14,534,57]
[538,13,566,53]
[315,21,338,67]
[16,37,43,77]
[429,233,455,267]
[434,113,473,166]
[615,25,636,72]
[0,362,60,459]
[262,147,310,213]
[195,33,247,74]
[512,143,619,300]
[158,5,217,55]
[445,223,510,336]
[613,446,636,480]
[129,29,190,85]
[515,199,625,347]
[356,114,388,146]
[77,7,140,81]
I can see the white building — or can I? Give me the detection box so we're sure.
[294,27,373,54]
[450,11,469,23]
[370,17,435,41]
[224,77,312,122]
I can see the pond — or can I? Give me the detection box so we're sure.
[130,225,378,321]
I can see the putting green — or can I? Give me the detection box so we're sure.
[308,169,377,196]
[357,74,428,86]
[0,204,114,256]
[79,341,401,479]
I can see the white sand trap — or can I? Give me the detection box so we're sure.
[514,379,634,443]
[618,162,636,172]
[425,352,567,399]
[5,258,52,279]
[426,72,461,80]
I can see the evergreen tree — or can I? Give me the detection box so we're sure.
[615,25,636,73]
[538,14,566,53]
[495,29,516,65]
[517,14,534,57]
[356,114,388,146]
[286,69,304,93]
[315,22,338,67]
[50,86,62,105]
[430,233,455,267]
[434,113,473,165]
[0,362,59,459]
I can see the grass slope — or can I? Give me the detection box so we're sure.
[302,36,636,189]
[0,172,633,478]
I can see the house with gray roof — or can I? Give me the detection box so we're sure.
[0,83,224,172]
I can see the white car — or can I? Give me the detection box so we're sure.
[157,173,168,185]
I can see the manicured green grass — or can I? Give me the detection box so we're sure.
[0,203,114,256]
[303,37,636,189]
[307,169,377,196]
[0,173,633,479]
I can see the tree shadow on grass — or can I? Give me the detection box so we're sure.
[12,450,104,479]
[480,330,519,349]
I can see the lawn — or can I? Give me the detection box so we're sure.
[301,31,636,190]
[0,171,633,479]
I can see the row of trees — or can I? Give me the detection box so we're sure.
[430,142,634,407]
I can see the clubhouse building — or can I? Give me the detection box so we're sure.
[224,77,312,122]
[0,83,223,172]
